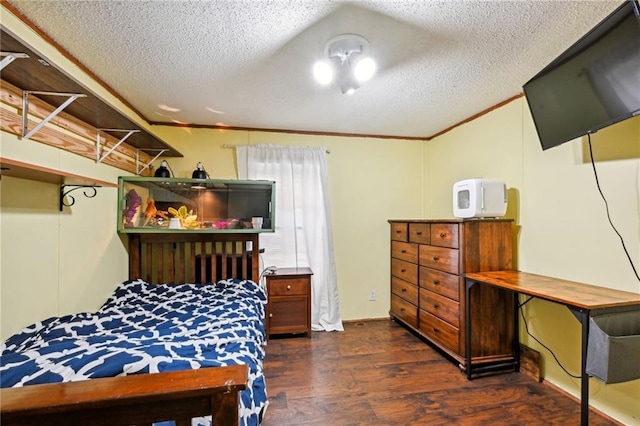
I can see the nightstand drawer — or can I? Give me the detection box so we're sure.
[268,278,309,296]
[391,241,418,263]
[269,297,309,334]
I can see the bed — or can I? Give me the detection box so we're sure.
[0,232,267,426]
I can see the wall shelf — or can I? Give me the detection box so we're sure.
[0,28,182,159]
[0,157,117,187]
[0,157,117,211]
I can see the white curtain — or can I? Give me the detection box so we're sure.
[236,144,343,332]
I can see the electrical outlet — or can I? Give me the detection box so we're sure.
[369,290,376,301]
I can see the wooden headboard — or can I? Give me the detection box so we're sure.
[127,233,261,284]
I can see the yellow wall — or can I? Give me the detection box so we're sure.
[1,132,130,339]
[2,4,639,424]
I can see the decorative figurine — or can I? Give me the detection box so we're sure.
[143,198,168,227]
[123,189,141,227]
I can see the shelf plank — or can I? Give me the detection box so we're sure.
[0,29,182,158]
[0,157,118,187]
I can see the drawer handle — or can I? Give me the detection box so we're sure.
[287,285,291,290]
[433,327,440,333]
[439,233,446,239]
[400,308,405,312]
[269,313,273,318]
[401,269,406,273]
[433,256,439,261]
[401,249,407,253]
[396,230,401,234]
[433,280,440,285]
[416,231,422,235]
[401,288,407,292]
[434,303,440,309]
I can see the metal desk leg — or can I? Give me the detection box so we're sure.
[513,292,520,373]
[575,308,590,426]
[465,278,474,380]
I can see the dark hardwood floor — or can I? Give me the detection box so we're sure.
[262,319,618,425]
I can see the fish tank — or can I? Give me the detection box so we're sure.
[117,177,275,233]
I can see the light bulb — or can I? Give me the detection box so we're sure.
[313,61,333,85]
[354,57,376,82]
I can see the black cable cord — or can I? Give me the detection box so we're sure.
[518,297,580,379]
[587,134,640,282]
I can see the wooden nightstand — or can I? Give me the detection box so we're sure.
[265,267,313,338]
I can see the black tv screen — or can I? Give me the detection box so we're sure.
[523,1,640,150]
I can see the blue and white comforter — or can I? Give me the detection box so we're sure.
[0,279,268,426]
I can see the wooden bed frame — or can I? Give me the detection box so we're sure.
[1,232,263,426]
[128,233,261,284]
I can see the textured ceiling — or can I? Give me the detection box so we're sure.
[4,0,623,139]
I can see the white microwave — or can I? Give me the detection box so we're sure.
[453,178,507,219]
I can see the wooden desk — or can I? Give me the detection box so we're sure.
[464,270,640,426]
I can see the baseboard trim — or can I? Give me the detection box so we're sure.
[541,380,624,425]
[520,344,542,382]
[343,317,390,325]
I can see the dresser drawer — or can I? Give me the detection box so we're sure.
[430,223,459,249]
[419,289,460,327]
[268,278,310,296]
[419,267,460,301]
[391,223,408,242]
[391,258,418,283]
[391,277,419,305]
[409,223,430,244]
[391,294,418,328]
[419,310,459,353]
[391,241,418,263]
[419,245,459,275]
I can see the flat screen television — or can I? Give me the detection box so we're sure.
[523,0,640,150]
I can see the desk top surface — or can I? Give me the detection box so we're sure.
[465,270,640,310]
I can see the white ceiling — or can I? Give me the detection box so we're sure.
[5,0,623,139]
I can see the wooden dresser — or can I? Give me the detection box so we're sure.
[265,267,313,338]
[388,219,515,371]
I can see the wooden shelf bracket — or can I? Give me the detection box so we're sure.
[96,128,140,164]
[22,90,86,140]
[60,184,100,211]
[136,148,168,175]
[0,51,29,71]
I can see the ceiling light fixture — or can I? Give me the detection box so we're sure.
[313,34,376,95]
